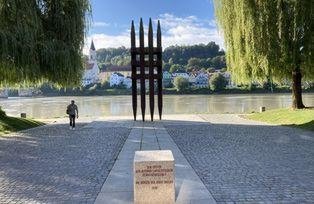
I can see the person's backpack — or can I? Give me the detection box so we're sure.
[66,107,70,115]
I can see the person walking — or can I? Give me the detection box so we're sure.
[67,100,79,130]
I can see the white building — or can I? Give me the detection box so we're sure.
[110,72,125,87]
[194,73,209,88]
[18,88,41,97]
[172,71,189,79]
[123,77,132,89]
[82,40,100,86]
[0,89,8,98]
[188,73,197,84]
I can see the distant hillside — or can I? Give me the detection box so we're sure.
[96,41,226,72]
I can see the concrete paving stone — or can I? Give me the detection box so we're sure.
[95,117,216,204]
[94,191,133,204]
[100,177,133,192]
[4,114,313,203]
[0,122,130,203]
[165,114,314,203]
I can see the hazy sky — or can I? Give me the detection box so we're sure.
[84,0,223,53]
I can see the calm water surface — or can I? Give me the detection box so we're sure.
[0,94,313,119]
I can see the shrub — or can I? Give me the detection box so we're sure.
[101,80,110,89]
[112,83,126,89]
[174,76,189,92]
[0,106,6,117]
[88,84,98,91]
[262,81,277,91]
[169,64,184,73]
[163,79,173,88]
[209,73,228,91]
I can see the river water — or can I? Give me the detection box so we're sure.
[0,94,313,119]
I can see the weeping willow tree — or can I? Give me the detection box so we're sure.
[214,0,313,109]
[0,0,91,87]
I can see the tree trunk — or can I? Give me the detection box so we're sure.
[292,68,305,109]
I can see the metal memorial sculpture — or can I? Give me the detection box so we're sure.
[131,19,163,122]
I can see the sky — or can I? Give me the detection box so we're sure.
[84,0,223,54]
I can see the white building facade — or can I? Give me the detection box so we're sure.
[110,72,125,87]
[123,77,132,89]
[194,73,209,88]
[0,89,8,98]
[172,71,189,79]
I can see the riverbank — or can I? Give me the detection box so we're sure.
[6,86,313,97]
[44,87,314,96]
[246,108,314,131]
[0,113,44,135]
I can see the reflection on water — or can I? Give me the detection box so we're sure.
[0,94,313,119]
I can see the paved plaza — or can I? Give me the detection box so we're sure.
[0,115,314,203]
[0,120,131,203]
[94,118,215,204]
[165,115,314,203]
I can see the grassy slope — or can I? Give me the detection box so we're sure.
[247,108,314,131]
[0,115,44,135]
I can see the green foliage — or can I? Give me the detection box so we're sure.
[186,56,226,71]
[163,62,171,72]
[0,106,6,117]
[262,80,277,91]
[97,46,130,68]
[210,73,228,91]
[210,56,226,70]
[220,68,227,72]
[0,0,91,87]
[187,58,202,68]
[110,55,130,66]
[0,115,44,135]
[169,64,184,73]
[37,82,131,96]
[214,0,314,83]
[247,108,314,131]
[163,80,173,88]
[111,83,126,89]
[163,42,224,65]
[207,68,216,73]
[101,80,110,89]
[173,76,189,92]
[96,42,226,71]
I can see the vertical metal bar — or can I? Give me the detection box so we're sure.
[148,18,154,121]
[131,20,137,121]
[157,20,163,120]
[139,18,146,121]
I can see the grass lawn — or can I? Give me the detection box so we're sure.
[0,115,44,135]
[247,108,314,131]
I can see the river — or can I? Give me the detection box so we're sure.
[0,94,313,119]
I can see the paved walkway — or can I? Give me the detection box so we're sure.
[95,117,216,204]
[0,120,131,203]
[1,114,314,203]
[166,114,314,203]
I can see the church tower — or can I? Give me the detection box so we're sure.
[89,40,96,61]
[82,40,100,86]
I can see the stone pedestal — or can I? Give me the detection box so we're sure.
[260,107,266,113]
[134,150,175,204]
